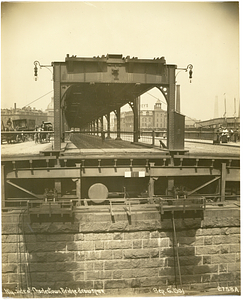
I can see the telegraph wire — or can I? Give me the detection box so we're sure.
[22,90,53,109]
[146,92,167,107]
[146,91,199,126]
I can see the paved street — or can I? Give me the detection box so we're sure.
[1,134,240,158]
[184,140,240,156]
[120,134,240,157]
[1,141,52,156]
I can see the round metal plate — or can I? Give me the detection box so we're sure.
[88,183,108,203]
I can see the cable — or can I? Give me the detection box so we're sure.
[17,207,34,295]
[21,210,31,290]
[22,90,53,109]
[146,91,200,126]
[186,115,202,127]
[171,214,178,288]
[146,92,167,107]
[172,212,182,289]
[18,208,27,290]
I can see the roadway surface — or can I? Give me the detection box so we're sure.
[1,134,240,158]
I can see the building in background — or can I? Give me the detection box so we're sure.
[196,117,240,129]
[1,99,54,128]
[185,116,201,128]
[152,100,167,130]
[114,100,167,132]
[45,97,54,123]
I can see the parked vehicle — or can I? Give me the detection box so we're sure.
[34,121,53,143]
[1,118,35,144]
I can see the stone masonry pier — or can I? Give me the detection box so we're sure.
[2,204,240,297]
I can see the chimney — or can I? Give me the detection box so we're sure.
[14,103,16,111]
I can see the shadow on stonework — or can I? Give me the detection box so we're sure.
[13,211,94,297]
[160,210,210,293]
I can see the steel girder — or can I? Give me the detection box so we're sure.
[52,54,179,150]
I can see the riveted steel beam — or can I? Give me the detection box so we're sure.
[52,55,182,150]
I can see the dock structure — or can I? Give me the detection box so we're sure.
[1,54,240,297]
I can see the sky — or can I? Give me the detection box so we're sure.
[1,0,240,121]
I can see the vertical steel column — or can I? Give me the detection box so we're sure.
[55,180,62,199]
[138,96,141,139]
[61,108,65,142]
[100,116,104,132]
[100,116,105,142]
[148,177,155,198]
[1,165,5,208]
[133,97,140,143]
[75,164,82,199]
[91,121,93,135]
[76,178,81,199]
[53,63,61,150]
[167,179,175,197]
[93,121,96,135]
[106,113,111,139]
[115,107,121,140]
[176,84,181,113]
[96,119,99,136]
[221,163,227,202]
[167,66,176,149]
[167,157,175,196]
[152,130,155,145]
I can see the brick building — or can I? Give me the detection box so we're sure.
[1,99,54,129]
[115,100,167,132]
[152,100,167,129]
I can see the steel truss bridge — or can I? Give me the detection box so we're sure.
[52,54,184,150]
[1,54,240,214]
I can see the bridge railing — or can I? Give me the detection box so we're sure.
[65,130,168,146]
